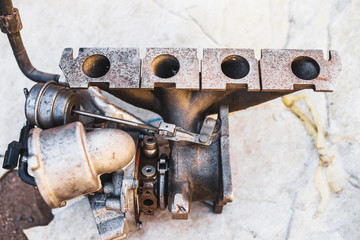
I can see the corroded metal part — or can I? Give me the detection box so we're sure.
[80,86,147,124]
[168,105,232,219]
[141,135,158,158]
[22,47,341,238]
[25,82,80,129]
[60,48,141,89]
[89,166,139,240]
[214,104,233,213]
[27,122,135,208]
[0,8,22,34]
[89,192,128,240]
[58,47,342,95]
[260,49,341,92]
[137,136,160,216]
[141,48,199,89]
[202,48,260,91]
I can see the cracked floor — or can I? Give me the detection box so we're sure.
[0,0,359,239]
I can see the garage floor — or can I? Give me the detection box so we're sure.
[0,0,359,239]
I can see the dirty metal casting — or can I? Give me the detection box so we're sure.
[0,1,342,239]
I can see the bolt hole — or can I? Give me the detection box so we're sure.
[82,54,110,78]
[151,54,180,78]
[145,168,152,173]
[291,56,320,80]
[143,199,154,206]
[147,137,154,143]
[221,55,250,79]
[147,210,152,214]
[145,191,151,195]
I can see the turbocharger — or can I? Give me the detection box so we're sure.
[0,0,341,239]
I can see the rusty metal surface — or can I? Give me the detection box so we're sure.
[260,49,341,92]
[18,46,342,237]
[214,104,233,212]
[0,8,22,34]
[59,47,342,94]
[25,82,80,129]
[138,138,159,215]
[168,130,225,219]
[89,166,138,240]
[60,48,141,89]
[27,121,135,208]
[202,48,260,91]
[141,48,199,89]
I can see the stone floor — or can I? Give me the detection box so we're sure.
[0,0,359,239]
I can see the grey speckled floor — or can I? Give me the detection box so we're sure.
[1,0,359,239]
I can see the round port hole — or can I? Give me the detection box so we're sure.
[221,55,250,79]
[82,54,110,78]
[291,56,320,80]
[151,54,180,78]
[143,199,154,206]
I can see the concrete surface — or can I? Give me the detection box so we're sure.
[0,0,359,239]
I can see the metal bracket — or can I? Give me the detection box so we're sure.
[158,117,216,146]
[157,158,168,210]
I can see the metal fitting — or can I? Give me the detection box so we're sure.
[141,165,156,178]
[0,8,22,34]
[142,135,158,158]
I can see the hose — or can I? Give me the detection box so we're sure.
[18,154,36,186]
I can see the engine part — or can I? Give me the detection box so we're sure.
[72,109,214,146]
[142,135,158,158]
[27,121,135,207]
[0,1,342,239]
[25,82,80,129]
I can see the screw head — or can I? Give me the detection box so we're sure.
[199,135,208,143]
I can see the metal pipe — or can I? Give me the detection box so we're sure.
[0,0,13,15]
[72,109,158,132]
[0,0,60,83]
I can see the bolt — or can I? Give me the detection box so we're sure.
[199,135,208,143]
[206,118,213,124]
